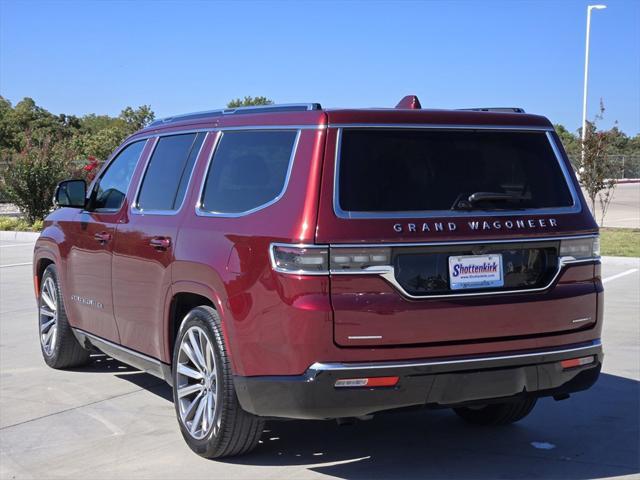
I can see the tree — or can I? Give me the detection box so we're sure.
[554,124,581,164]
[226,96,273,108]
[575,101,618,226]
[119,105,155,131]
[1,134,72,223]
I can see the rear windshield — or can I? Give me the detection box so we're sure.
[337,129,574,213]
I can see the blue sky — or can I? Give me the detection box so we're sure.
[1,0,638,134]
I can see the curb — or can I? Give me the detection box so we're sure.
[0,231,40,242]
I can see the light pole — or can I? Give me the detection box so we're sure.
[581,4,607,159]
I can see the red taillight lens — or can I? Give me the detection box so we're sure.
[334,376,399,388]
[560,356,595,369]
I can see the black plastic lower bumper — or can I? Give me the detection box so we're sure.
[233,340,602,420]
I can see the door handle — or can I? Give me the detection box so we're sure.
[93,231,112,244]
[149,236,171,250]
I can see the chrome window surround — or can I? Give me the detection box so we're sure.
[269,235,600,299]
[195,129,301,218]
[332,126,582,219]
[130,133,209,216]
[308,339,602,372]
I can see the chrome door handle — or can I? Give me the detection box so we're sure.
[93,231,112,244]
[149,237,171,250]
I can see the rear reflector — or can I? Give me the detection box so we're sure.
[334,376,399,388]
[560,356,595,369]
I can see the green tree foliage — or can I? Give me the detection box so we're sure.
[574,102,619,225]
[226,96,273,108]
[2,135,73,223]
[554,123,581,162]
[0,97,155,221]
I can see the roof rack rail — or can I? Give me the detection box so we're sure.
[149,103,322,127]
[457,107,526,113]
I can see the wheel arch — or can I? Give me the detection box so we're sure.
[165,281,240,374]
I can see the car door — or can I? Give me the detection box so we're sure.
[111,132,206,359]
[64,139,149,342]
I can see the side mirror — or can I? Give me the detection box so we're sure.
[54,179,87,208]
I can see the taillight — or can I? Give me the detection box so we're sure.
[330,247,392,272]
[559,236,600,260]
[270,244,329,274]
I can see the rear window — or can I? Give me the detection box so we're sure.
[337,129,575,214]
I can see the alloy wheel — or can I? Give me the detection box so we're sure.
[176,326,219,440]
[39,276,58,356]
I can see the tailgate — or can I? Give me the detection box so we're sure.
[330,241,598,347]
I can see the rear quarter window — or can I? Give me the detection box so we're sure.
[200,130,298,214]
[337,129,575,214]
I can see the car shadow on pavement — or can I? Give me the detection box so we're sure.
[97,356,639,480]
[224,373,639,480]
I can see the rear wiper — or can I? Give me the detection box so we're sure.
[453,192,524,210]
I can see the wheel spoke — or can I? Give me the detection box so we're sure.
[177,383,203,398]
[41,291,56,311]
[43,325,55,345]
[49,326,57,349]
[188,330,206,371]
[206,391,214,428]
[180,342,203,373]
[182,391,203,421]
[177,363,203,380]
[40,317,55,333]
[190,395,207,435]
[205,343,213,372]
[201,392,209,432]
[40,307,55,318]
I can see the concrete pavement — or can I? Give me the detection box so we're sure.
[584,183,640,229]
[0,239,638,479]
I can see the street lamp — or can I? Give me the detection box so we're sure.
[581,4,607,159]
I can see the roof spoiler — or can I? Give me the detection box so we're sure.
[395,95,422,109]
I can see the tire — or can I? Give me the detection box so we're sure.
[453,397,537,426]
[172,306,264,458]
[38,264,91,369]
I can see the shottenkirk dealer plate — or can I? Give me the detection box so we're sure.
[448,254,504,290]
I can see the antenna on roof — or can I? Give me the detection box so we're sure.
[395,95,422,109]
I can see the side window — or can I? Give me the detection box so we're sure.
[201,130,298,214]
[92,140,146,211]
[136,133,204,211]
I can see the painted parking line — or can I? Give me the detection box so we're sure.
[602,269,639,284]
[0,262,32,268]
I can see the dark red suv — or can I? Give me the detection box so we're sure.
[34,96,603,458]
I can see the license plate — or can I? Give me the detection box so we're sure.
[448,254,504,290]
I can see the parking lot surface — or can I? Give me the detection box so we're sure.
[1,239,638,480]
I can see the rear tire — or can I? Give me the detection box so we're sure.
[39,265,91,369]
[172,306,264,458]
[453,397,537,426]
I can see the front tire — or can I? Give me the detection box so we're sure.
[38,265,90,369]
[172,306,264,458]
[454,397,537,426]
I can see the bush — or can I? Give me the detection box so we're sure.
[0,136,70,223]
[0,217,43,232]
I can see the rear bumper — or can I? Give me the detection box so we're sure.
[234,340,602,420]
